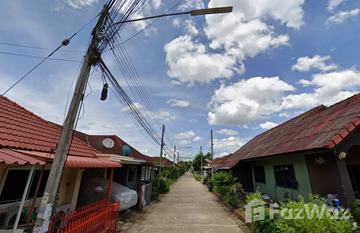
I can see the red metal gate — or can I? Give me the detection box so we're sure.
[48,199,119,233]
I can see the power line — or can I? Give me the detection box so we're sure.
[0,42,83,53]
[1,13,99,97]
[0,51,80,62]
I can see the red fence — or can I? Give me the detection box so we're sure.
[47,199,119,233]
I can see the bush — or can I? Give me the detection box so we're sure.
[275,194,356,233]
[224,183,243,208]
[213,171,237,197]
[202,176,208,184]
[352,199,360,218]
[245,192,278,233]
[195,174,201,181]
[158,178,169,194]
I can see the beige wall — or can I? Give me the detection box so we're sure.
[0,164,84,212]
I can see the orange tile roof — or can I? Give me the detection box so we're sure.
[218,93,360,169]
[0,96,100,157]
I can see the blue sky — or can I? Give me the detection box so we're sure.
[1,0,360,161]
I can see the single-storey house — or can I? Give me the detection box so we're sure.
[0,96,121,229]
[215,93,360,208]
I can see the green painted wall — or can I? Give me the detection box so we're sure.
[252,155,312,203]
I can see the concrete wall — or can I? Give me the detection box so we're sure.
[251,155,312,202]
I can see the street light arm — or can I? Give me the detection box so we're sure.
[104,6,232,35]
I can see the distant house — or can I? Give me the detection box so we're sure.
[74,133,156,189]
[0,97,121,228]
[215,94,360,208]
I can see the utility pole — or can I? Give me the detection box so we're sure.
[158,125,165,188]
[211,129,214,177]
[200,146,203,177]
[173,145,176,164]
[34,5,109,232]
[177,152,179,163]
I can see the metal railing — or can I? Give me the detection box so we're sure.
[48,199,119,233]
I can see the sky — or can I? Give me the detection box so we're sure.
[1,0,360,161]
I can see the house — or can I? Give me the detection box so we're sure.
[215,93,360,208]
[0,96,122,229]
[73,133,156,190]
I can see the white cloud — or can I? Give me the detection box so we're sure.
[164,35,238,85]
[327,0,347,12]
[165,0,305,85]
[216,152,230,158]
[213,136,251,153]
[282,68,360,109]
[121,103,175,122]
[326,8,360,25]
[175,139,191,146]
[140,149,149,153]
[174,130,195,140]
[189,119,197,123]
[184,20,198,36]
[167,98,189,107]
[63,0,98,9]
[259,121,278,129]
[208,77,295,125]
[193,136,203,142]
[279,111,290,118]
[178,0,204,11]
[292,55,338,72]
[215,129,238,135]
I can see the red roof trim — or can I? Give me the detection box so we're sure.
[307,109,344,136]
[0,148,46,165]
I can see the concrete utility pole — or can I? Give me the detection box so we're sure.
[211,130,214,177]
[173,145,176,164]
[158,125,165,187]
[200,146,203,177]
[34,5,109,232]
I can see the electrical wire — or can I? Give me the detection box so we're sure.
[0,51,80,62]
[1,13,99,97]
[0,42,83,53]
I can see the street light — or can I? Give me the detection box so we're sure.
[104,6,233,34]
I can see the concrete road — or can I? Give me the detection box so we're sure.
[123,172,248,233]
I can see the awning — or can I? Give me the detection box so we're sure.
[13,150,122,168]
[0,148,46,165]
[97,154,147,165]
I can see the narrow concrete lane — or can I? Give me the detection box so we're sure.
[124,173,247,233]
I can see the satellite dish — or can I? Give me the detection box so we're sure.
[102,138,114,149]
[122,145,131,157]
[205,158,212,163]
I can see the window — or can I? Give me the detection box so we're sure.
[254,166,266,183]
[0,169,50,204]
[128,167,136,182]
[274,165,296,188]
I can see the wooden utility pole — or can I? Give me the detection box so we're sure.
[158,125,165,188]
[211,130,214,177]
[200,146,203,177]
[34,5,108,232]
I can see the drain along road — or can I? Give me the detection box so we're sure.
[123,172,249,233]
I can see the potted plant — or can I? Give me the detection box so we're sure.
[207,179,213,192]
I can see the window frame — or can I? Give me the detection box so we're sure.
[0,166,49,204]
[253,166,266,184]
[273,164,297,189]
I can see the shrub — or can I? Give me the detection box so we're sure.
[195,174,201,181]
[202,176,208,184]
[213,171,237,197]
[352,199,360,218]
[275,194,356,233]
[158,178,169,194]
[245,192,278,233]
[224,183,243,208]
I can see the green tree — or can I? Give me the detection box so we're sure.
[192,151,211,172]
